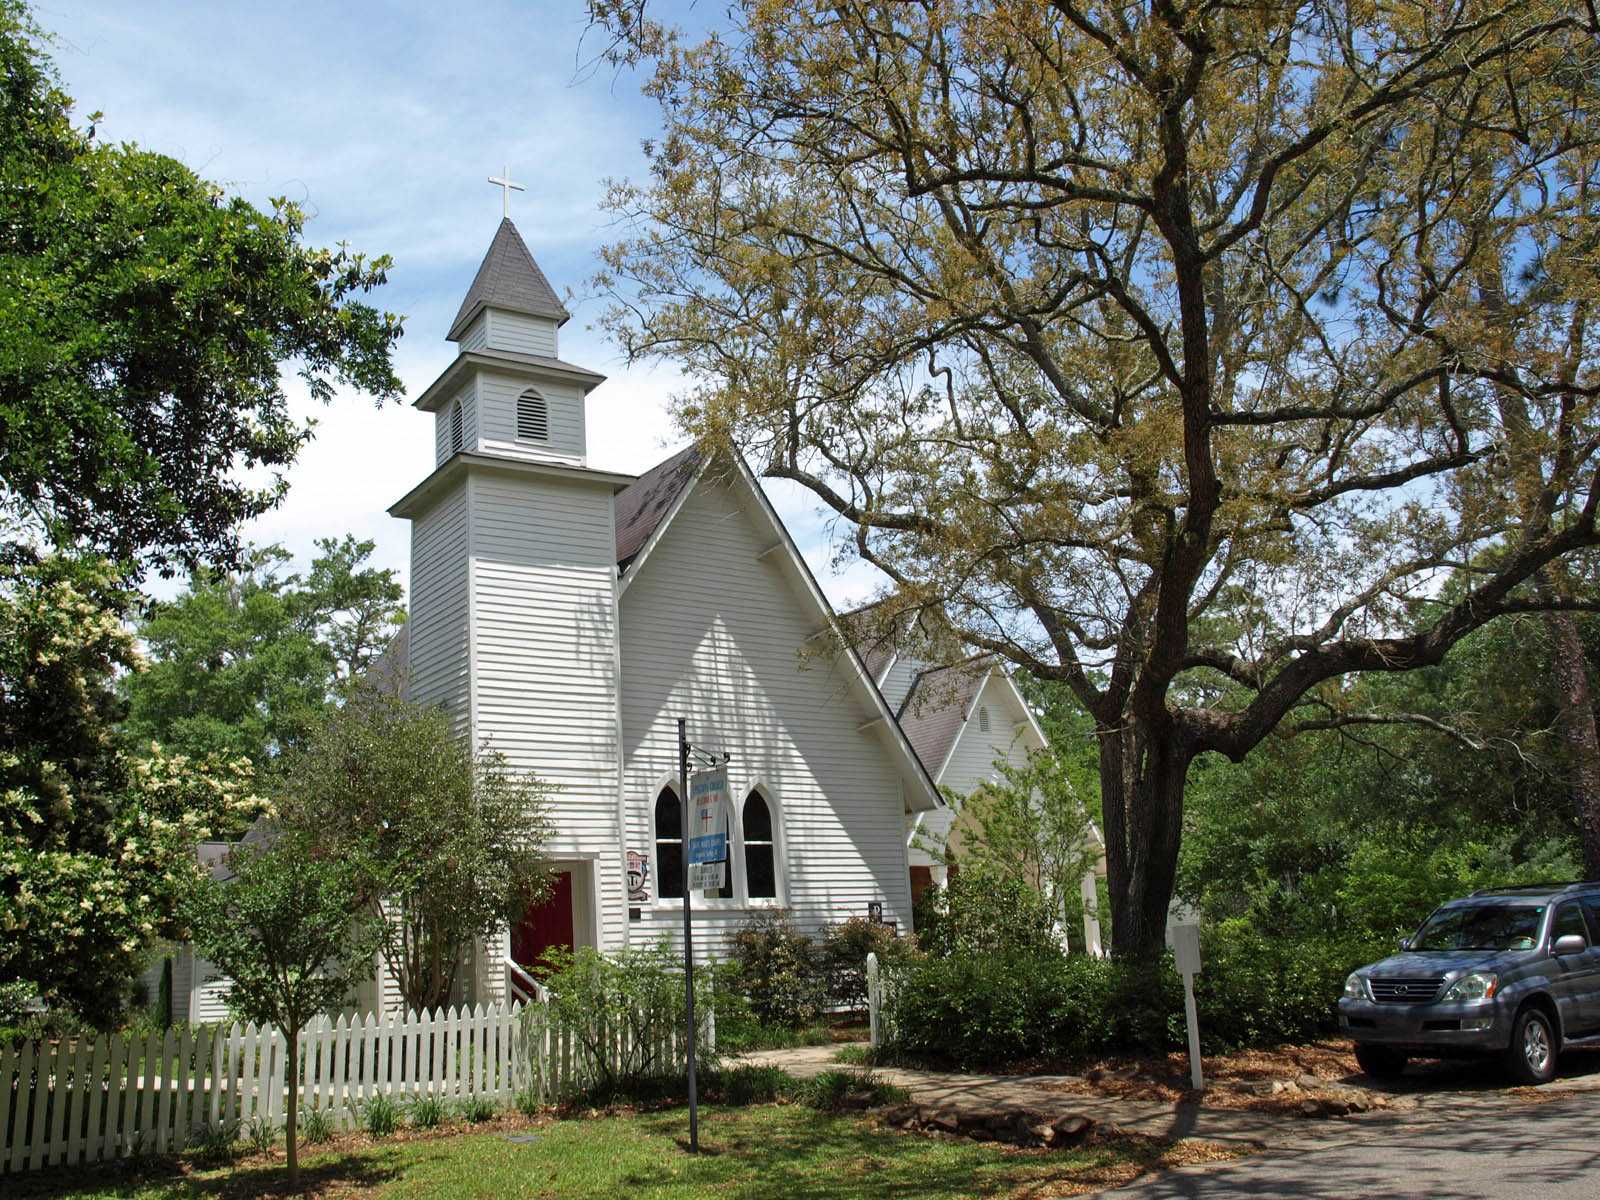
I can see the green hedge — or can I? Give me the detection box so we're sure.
[886,929,1379,1069]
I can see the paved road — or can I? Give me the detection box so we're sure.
[1094,1091,1600,1198]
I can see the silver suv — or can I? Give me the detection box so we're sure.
[1337,882,1600,1084]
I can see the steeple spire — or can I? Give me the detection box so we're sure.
[447,218,570,342]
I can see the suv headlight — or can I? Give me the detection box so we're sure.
[1442,972,1498,1002]
[1343,972,1371,1001]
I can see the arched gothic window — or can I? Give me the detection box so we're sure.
[743,791,776,899]
[517,388,550,442]
[654,786,683,900]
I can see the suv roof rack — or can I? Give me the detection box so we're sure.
[1468,881,1598,897]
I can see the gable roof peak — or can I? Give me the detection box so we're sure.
[448,218,570,340]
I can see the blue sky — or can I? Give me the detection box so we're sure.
[36,0,878,607]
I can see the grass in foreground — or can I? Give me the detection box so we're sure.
[7,1101,1209,1200]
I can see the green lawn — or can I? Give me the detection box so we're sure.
[10,1103,1170,1200]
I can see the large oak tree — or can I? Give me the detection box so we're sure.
[592,0,1600,955]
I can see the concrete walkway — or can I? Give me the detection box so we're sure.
[731,1042,1600,1153]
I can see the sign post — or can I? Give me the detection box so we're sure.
[1171,923,1204,1092]
[677,722,731,1155]
[677,718,698,1153]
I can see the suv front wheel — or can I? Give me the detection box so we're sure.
[1502,1006,1558,1085]
[1354,1044,1408,1079]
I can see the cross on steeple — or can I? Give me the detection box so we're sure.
[488,166,525,219]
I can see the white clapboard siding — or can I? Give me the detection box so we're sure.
[876,654,921,713]
[621,474,916,954]
[911,671,1044,864]
[467,469,626,946]
[409,483,471,731]
[0,1004,541,1175]
[484,310,559,358]
[435,384,478,465]
[936,672,1041,796]
[457,311,490,351]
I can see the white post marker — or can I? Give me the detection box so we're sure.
[1171,923,1204,1091]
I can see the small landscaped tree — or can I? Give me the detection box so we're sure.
[189,837,380,1189]
[916,868,1059,962]
[956,747,1100,948]
[280,689,554,1014]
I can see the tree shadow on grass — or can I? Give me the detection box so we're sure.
[620,1107,1099,1200]
[5,1149,407,1200]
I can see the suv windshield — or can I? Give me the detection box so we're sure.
[1412,903,1546,951]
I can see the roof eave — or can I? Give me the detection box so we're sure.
[447,298,570,343]
[389,453,635,520]
[413,350,608,412]
[616,460,705,595]
[724,454,943,814]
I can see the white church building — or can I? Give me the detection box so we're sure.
[151,216,1100,1023]
[380,217,949,1006]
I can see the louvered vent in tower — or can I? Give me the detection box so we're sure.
[517,388,550,442]
[449,400,463,453]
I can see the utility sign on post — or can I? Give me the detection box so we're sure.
[688,861,725,891]
[1172,923,1204,1092]
[689,765,730,865]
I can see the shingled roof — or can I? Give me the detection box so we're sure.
[895,658,993,778]
[836,598,907,686]
[448,218,570,340]
[614,444,703,570]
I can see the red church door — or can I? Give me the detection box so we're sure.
[511,871,574,975]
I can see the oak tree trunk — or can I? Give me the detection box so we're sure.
[1098,721,1194,959]
[1543,609,1600,879]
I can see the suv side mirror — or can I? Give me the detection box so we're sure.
[1398,936,1413,951]
[1552,933,1588,957]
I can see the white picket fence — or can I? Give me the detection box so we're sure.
[0,998,702,1176]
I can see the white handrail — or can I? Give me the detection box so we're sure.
[504,958,548,1006]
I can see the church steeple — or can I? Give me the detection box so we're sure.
[410,216,604,470]
[447,218,570,342]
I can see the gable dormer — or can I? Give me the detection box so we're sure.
[414,219,604,468]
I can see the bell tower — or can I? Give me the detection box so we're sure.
[390,193,636,959]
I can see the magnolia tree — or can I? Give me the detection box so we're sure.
[0,2,402,579]
[279,690,554,1014]
[0,554,259,1024]
[592,0,1600,956]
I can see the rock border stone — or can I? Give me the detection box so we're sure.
[876,1103,1103,1148]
